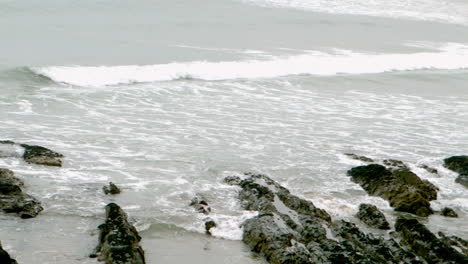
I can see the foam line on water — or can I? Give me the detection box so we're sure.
[30,43,468,86]
[241,0,468,25]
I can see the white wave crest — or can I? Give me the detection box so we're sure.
[31,43,468,86]
[241,0,468,25]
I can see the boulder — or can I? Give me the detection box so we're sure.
[189,195,216,235]
[395,217,468,264]
[0,242,18,264]
[455,175,468,188]
[344,153,374,163]
[103,182,121,195]
[0,168,43,218]
[230,173,422,264]
[440,207,458,218]
[20,144,63,167]
[356,203,390,229]
[444,156,468,188]
[91,203,145,264]
[347,164,438,216]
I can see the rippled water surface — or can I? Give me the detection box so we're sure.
[1,0,468,263]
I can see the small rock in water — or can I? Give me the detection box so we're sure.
[91,203,145,264]
[103,182,121,195]
[455,175,468,188]
[440,207,458,218]
[383,159,408,170]
[356,203,390,230]
[0,140,15,145]
[0,241,18,264]
[419,164,438,174]
[0,168,43,218]
[344,153,374,162]
[444,155,468,188]
[20,144,64,167]
[204,219,217,235]
[190,195,211,214]
[224,175,242,185]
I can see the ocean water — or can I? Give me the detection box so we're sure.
[0,0,468,263]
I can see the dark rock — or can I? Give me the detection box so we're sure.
[224,175,242,185]
[440,207,458,218]
[344,153,374,162]
[0,168,43,218]
[0,140,15,145]
[347,164,438,216]
[395,217,468,263]
[20,144,63,167]
[419,164,438,174]
[204,219,217,235]
[356,203,390,230]
[91,203,145,264]
[189,195,211,215]
[0,242,18,264]
[455,175,468,188]
[438,232,468,256]
[231,173,422,264]
[383,159,408,170]
[103,182,121,195]
[444,155,468,175]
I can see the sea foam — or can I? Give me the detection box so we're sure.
[31,43,468,86]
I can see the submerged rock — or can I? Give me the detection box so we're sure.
[20,144,63,167]
[103,182,121,195]
[230,173,423,264]
[189,195,217,235]
[356,203,390,229]
[0,242,18,264]
[347,164,438,216]
[419,164,438,174]
[91,203,145,264]
[440,207,458,218]
[395,217,468,264]
[444,156,468,188]
[383,159,408,170]
[344,153,374,163]
[0,168,43,218]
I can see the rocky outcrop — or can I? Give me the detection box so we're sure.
[444,155,468,188]
[344,153,374,162]
[0,242,18,264]
[0,168,43,218]
[347,164,438,216]
[438,232,468,256]
[356,203,390,229]
[189,195,216,235]
[20,144,63,167]
[91,203,145,264]
[395,217,468,264]
[228,173,425,264]
[440,207,458,218]
[103,182,121,195]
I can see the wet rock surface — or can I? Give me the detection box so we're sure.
[438,232,468,256]
[0,241,18,264]
[444,155,468,188]
[20,144,63,167]
[103,182,121,195]
[228,173,432,264]
[440,207,458,218]
[344,153,374,162]
[395,217,468,264]
[347,164,438,216]
[189,195,217,235]
[0,168,43,218]
[91,203,145,264]
[419,164,438,174]
[356,203,390,229]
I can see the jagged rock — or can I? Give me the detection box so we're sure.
[230,173,424,264]
[91,203,145,264]
[20,144,63,167]
[344,153,374,162]
[0,241,18,264]
[347,164,438,216]
[438,232,468,256]
[444,156,468,188]
[395,217,468,263]
[0,168,43,218]
[419,164,438,174]
[440,207,458,218]
[356,203,390,230]
[103,182,121,195]
[383,159,408,170]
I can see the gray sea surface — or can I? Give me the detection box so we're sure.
[1,0,468,263]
